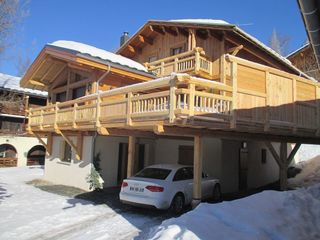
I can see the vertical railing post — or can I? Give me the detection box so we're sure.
[264,71,270,132]
[174,58,178,72]
[73,103,78,129]
[27,108,32,132]
[127,92,133,126]
[40,110,44,130]
[54,104,59,131]
[195,48,200,73]
[96,95,101,128]
[230,61,238,128]
[169,80,177,123]
[161,62,165,76]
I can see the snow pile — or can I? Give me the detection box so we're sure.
[148,185,320,240]
[0,167,162,240]
[49,40,147,72]
[289,155,320,188]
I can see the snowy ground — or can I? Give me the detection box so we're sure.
[148,157,320,240]
[0,167,167,240]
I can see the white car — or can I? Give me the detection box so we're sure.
[119,164,221,213]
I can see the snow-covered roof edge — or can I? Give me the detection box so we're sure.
[0,73,47,97]
[48,40,151,75]
[286,43,310,58]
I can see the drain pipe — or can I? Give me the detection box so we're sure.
[91,64,111,177]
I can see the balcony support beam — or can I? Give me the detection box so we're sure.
[56,129,83,160]
[31,131,52,156]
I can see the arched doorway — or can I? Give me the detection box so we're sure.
[27,145,46,166]
[0,144,18,167]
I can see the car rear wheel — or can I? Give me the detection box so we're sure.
[212,184,222,203]
[170,193,184,214]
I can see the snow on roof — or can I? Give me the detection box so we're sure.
[48,40,148,73]
[168,19,231,26]
[0,73,47,97]
[286,43,310,58]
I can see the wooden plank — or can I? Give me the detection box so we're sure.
[193,136,202,205]
[292,78,297,133]
[264,142,280,166]
[287,143,301,165]
[127,136,136,178]
[231,62,237,128]
[189,83,195,116]
[264,71,270,131]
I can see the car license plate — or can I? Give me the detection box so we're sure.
[130,186,144,192]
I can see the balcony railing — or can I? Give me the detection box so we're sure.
[28,55,320,138]
[145,47,213,78]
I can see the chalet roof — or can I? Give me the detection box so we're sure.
[0,73,47,97]
[287,43,310,58]
[117,19,313,80]
[48,40,148,73]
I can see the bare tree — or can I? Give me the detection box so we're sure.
[269,29,290,56]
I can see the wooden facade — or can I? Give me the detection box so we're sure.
[288,43,320,81]
[21,20,320,195]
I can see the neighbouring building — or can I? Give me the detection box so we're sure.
[20,19,320,201]
[0,73,47,167]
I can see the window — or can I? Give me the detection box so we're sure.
[170,46,183,56]
[56,92,66,102]
[261,149,267,164]
[60,141,72,163]
[135,168,171,180]
[148,55,157,62]
[72,86,86,100]
[173,167,193,181]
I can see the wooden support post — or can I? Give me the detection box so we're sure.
[279,142,288,191]
[194,49,200,73]
[46,133,53,156]
[169,81,177,123]
[58,131,83,160]
[32,132,51,156]
[192,135,202,208]
[230,61,238,128]
[126,92,133,126]
[287,143,301,165]
[188,83,195,117]
[73,103,78,128]
[127,136,136,178]
[316,86,320,136]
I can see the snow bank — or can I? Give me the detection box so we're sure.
[289,155,320,188]
[148,185,320,240]
[49,40,147,72]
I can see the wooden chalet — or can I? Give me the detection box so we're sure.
[21,20,320,201]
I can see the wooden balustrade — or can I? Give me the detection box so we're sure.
[146,47,212,77]
[0,158,17,167]
[27,54,320,138]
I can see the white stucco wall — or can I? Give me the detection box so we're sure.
[44,136,92,191]
[0,135,46,166]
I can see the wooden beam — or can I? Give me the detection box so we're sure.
[128,45,136,54]
[138,34,153,45]
[279,142,288,191]
[153,124,164,134]
[29,80,46,87]
[32,131,51,156]
[177,27,189,37]
[196,29,209,40]
[151,25,165,35]
[127,136,136,178]
[48,64,67,84]
[164,26,178,36]
[192,136,202,208]
[264,142,280,166]
[287,143,301,165]
[228,45,243,56]
[58,130,83,160]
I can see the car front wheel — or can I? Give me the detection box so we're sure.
[170,193,184,214]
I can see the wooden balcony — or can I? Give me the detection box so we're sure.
[145,47,214,79]
[28,55,320,142]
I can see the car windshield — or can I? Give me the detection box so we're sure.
[135,168,171,180]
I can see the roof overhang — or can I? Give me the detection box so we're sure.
[21,45,155,91]
[297,0,320,70]
[117,20,313,80]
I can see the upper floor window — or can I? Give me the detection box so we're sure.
[56,91,66,102]
[72,86,86,100]
[148,55,157,62]
[170,46,183,56]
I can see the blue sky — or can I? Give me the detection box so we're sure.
[0,0,307,76]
